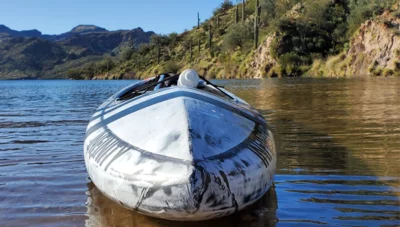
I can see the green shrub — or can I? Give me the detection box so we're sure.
[394,61,400,70]
[66,69,84,80]
[214,0,233,15]
[222,23,253,51]
[120,48,134,61]
[162,61,181,73]
[382,68,395,76]
[347,0,396,36]
[278,52,311,77]
[138,44,151,55]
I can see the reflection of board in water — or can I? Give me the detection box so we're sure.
[85,182,278,227]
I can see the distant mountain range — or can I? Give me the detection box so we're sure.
[0,25,155,79]
[0,25,42,38]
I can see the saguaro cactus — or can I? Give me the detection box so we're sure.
[137,55,141,69]
[242,0,246,23]
[236,4,239,24]
[209,24,213,55]
[189,40,193,62]
[198,39,201,53]
[197,12,201,29]
[254,0,262,49]
[157,39,160,64]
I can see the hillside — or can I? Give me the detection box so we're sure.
[1,0,399,80]
[0,25,42,39]
[310,10,400,77]
[85,0,399,80]
[0,25,154,79]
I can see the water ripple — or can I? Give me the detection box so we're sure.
[0,79,399,227]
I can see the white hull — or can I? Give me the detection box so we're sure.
[84,86,277,221]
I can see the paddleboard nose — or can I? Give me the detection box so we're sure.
[84,88,276,220]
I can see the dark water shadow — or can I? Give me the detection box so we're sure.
[234,78,400,178]
[85,182,278,227]
[258,112,400,225]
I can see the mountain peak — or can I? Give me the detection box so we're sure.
[0,25,42,38]
[70,25,107,34]
[133,27,144,32]
[0,24,10,30]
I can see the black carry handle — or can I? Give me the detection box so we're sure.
[118,73,180,100]
[199,75,234,100]
[118,72,234,101]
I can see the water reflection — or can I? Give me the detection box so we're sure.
[231,78,400,179]
[276,175,400,226]
[0,79,399,226]
[228,78,400,225]
[85,182,278,227]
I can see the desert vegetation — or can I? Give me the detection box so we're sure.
[2,0,398,79]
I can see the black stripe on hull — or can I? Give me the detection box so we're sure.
[85,124,275,217]
[200,124,274,166]
[86,122,274,170]
[86,127,194,170]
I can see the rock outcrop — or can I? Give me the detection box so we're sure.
[311,11,400,77]
[245,35,277,78]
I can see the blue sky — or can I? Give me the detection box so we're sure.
[0,0,227,35]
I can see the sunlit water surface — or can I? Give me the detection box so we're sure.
[0,78,399,227]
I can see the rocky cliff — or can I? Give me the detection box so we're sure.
[310,11,400,77]
[244,35,277,78]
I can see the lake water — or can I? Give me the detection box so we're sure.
[0,78,399,227]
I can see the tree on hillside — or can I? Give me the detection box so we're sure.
[168,32,179,47]
[347,0,397,36]
[223,22,253,51]
[150,35,162,64]
[97,58,116,73]
[214,0,234,15]
[67,69,84,80]
[138,43,151,55]
[259,0,301,28]
[302,0,331,28]
[262,0,276,19]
